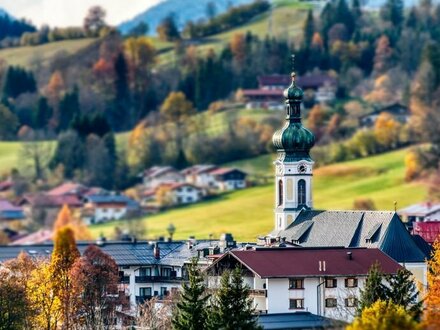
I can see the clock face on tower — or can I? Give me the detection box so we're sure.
[297,163,307,174]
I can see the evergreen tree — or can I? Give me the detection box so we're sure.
[173,259,210,330]
[2,66,36,99]
[113,52,131,130]
[386,268,423,319]
[157,15,181,41]
[380,0,404,28]
[358,262,388,313]
[34,96,52,130]
[58,86,80,132]
[210,267,260,330]
[303,9,315,48]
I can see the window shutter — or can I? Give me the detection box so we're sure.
[354,279,358,287]
[333,279,337,287]
[345,278,348,287]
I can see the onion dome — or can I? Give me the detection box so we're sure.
[272,60,315,161]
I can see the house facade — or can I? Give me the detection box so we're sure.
[82,194,140,224]
[141,166,185,189]
[0,199,26,224]
[209,168,247,191]
[207,247,401,322]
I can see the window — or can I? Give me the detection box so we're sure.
[298,179,306,205]
[161,268,171,277]
[160,287,168,297]
[139,268,151,276]
[325,298,337,308]
[289,299,304,309]
[289,278,304,289]
[345,278,358,288]
[278,180,283,206]
[345,297,358,307]
[139,287,152,297]
[325,278,337,288]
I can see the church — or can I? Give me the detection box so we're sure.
[266,64,430,286]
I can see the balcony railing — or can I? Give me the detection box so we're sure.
[249,289,267,297]
[135,275,184,283]
[119,275,130,284]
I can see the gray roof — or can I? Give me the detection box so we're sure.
[0,240,217,267]
[398,202,440,217]
[272,210,428,263]
[258,312,345,330]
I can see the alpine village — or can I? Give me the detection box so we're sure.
[1,0,440,329]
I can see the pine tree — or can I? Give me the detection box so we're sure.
[34,96,52,130]
[58,86,80,132]
[210,267,260,330]
[380,0,404,28]
[358,262,388,313]
[386,268,422,319]
[172,259,210,330]
[302,9,314,49]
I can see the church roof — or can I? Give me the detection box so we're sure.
[272,210,428,263]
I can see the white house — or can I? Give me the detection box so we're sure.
[181,165,218,189]
[209,167,247,191]
[82,194,140,224]
[207,247,402,322]
[141,166,185,189]
[166,183,204,205]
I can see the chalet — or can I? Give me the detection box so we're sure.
[398,202,440,228]
[181,164,218,189]
[140,166,185,189]
[0,199,25,223]
[82,194,140,224]
[47,182,89,196]
[207,247,402,322]
[18,193,83,226]
[209,167,247,191]
[359,103,411,127]
[165,182,204,205]
[243,73,337,109]
[10,229,53,245]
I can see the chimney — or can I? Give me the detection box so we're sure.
[154,243,160,259]
[347,251,353,260]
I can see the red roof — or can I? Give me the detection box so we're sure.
[47,182,87,196]
[21,194,83,207]
[221,248,401,278]
[413,221,440,244]
[209,167,245,176]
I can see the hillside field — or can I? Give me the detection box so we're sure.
[90,148,427,241]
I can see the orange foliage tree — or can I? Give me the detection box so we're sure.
[425,240,440,329]
[374,112,401,150]
[53,204,92,240]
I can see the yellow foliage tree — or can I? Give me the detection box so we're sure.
[374,112,401,149]
[424,240,440,329]
[404,150,421,182]
[50,227,80,329]
[155,185,173,208]
[53,204,92,240]
[348,300,421,330]
[160,91,195,124]
[28,260,62,330]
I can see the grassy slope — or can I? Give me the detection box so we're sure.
[90,148,426,241]
[0,39,98,67]
[0,141,21,175]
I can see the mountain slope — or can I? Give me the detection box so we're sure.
[90,148,426,241]
[118,0,256,35]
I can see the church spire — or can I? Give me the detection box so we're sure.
[272,56,315,161]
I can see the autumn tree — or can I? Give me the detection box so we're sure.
[0,252,38,329]
[53,204,92,240]
[373,35,394,75]
[156,185,173,208]
[70,245,121,328]
[353,198,376,210]
[173,259,210,330]
[28,260,62,330]
[136,296,174,329]
[374,112,401,150]
[50,227,80,329]
[160,91,196,124]
[424,240,440,329]
[348,300,421,330]
[404,150,422,182]
[84,6,107,36]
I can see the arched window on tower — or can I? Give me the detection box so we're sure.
[298,179,306,205]
[278,180,283,206]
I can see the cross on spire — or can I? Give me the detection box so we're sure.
[291,54,296,84]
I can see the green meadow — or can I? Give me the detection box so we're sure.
[90,148,426,242]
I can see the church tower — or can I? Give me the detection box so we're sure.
[272,60,315,231]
